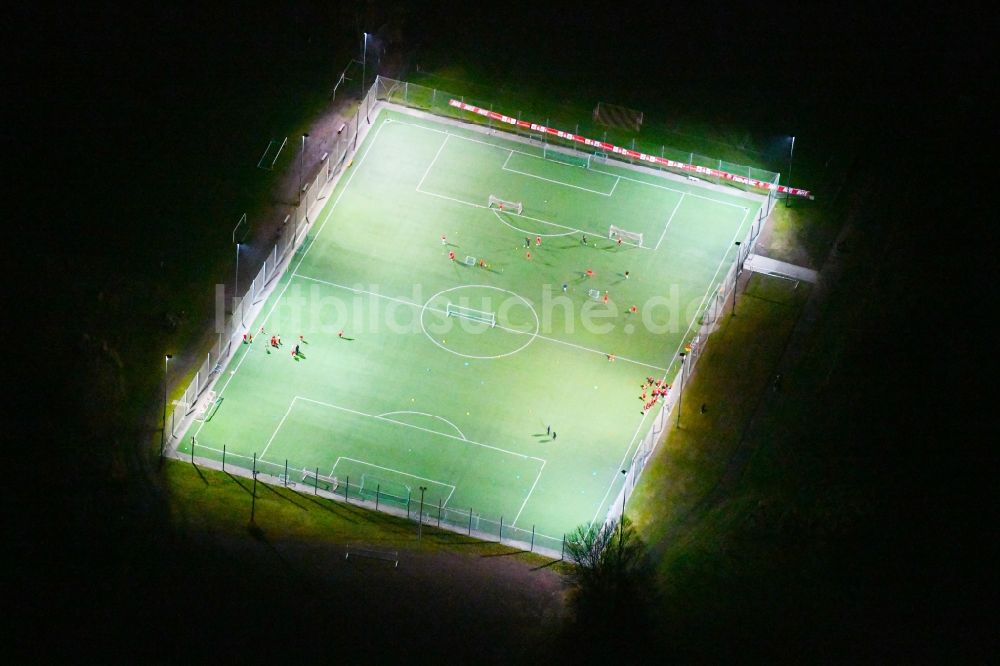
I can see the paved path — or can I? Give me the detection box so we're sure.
[744,253,819,283]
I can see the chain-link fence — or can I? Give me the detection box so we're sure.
[372,77,782,196]
[168,80,380,441]
[166,75,776,559]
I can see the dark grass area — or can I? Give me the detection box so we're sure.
[11,2,993,660]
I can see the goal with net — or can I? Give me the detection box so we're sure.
[358,474,412,504]
[300,470,339,494]
[542,144,590,169]
[447,303,496,327]
[488,195,523,215]
[609,225,644,247]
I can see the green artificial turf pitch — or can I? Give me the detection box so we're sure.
[179,109,760,548]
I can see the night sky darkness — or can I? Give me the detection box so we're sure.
[9,1,992,660]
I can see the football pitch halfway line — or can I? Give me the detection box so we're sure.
[292,272,669,372]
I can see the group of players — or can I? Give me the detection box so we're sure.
[640,376,670,414]
[242,326,303,357]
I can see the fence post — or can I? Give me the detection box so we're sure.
[437,499,442,527]
[499,516,503,544]
[250,452,258,523]
[406,496,410,519]
[530,525,535,552]
[345,475,350,501]
[315,467,319,495]
[190,436,194,465]
[468,508,473,535]
[561,535,566,561]
[375,484,380,511]
[222,444,226,472]
[284,459,288,487]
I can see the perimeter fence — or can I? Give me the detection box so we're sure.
[166,75,777,558]
[371,76,781,212]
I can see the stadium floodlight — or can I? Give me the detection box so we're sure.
[619,469,627,550]
[731,241,742,316]
[676,352,687,428]
[160,354,172,465]
[361,32,368,98]
[418,486,428,540]
[785,136,795,207]
[232,213,247,306]
[298,133,309,206]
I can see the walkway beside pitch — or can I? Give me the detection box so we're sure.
[744,253,819,284]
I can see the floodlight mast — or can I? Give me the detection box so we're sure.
[676,352,687,428]
[785,135,796,207]
[418,486,427,540]
[298,133,309,206]
[159,354,172,465]
[731,241,742,316]
[362,32,371,123]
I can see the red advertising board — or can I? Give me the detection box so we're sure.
[448,99,811,198]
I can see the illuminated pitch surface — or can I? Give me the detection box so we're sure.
[179,110,759,545]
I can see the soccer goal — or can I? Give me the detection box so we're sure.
[609,225,644,247]
[542,144,590,169]
[488,195,523,215]
[358,474,412,504]
[447,303,496,327]
[301,470,339,494]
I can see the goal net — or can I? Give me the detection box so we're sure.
[358,474,412,504]
[609,225,644,247]
[300,470,339,493]
[542,144,590,169]
[487,195,523,215]
[447,303,496,327]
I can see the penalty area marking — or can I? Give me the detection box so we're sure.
[377,411,467,440]
[330,456,457,505]
[501,150,619,196]
[265,395,546,463]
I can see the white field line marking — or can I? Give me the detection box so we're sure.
[195,118,393,440]
[331,456,457,505]
[376,411,467,440]
[392,117,749,209]
[292,273,667,372]
[260,400,297,460]
[501,162,616,196]
[291,117,392,273]
[415,134,450,192]
[417,185,652,248]
[653,193,686,251]
[590,206,752,525]
[192,277,299,439]
[490,209,576,238]
[294,273,429,311]
[502,149,514,169]
[610,176,621,196]
[512,459,546,527]
[296,396,545,463]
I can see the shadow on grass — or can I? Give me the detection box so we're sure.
[246,521,296,574]
[530,558,564,571]
[225,472,254,497]
[288,488,359,523]
[479,548,524,558]
[191,463,209,485]
[260,482,308,511]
